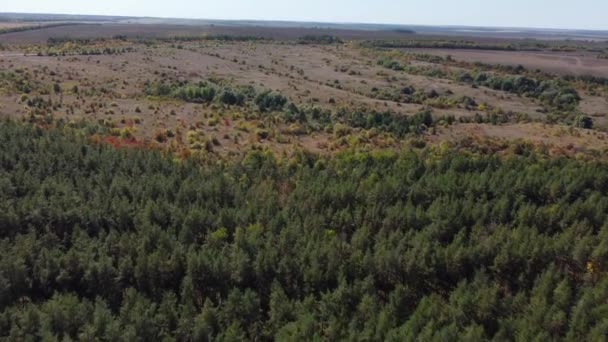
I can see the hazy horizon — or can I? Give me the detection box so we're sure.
[2,0,607,31]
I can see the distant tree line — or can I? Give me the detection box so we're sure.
[156,35,268,43]
[364,39,526,51]
[391,28,416,34]
[362,39,605,52]
[297,35,343,45]
[0,23,82,35]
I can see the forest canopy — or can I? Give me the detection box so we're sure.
[0,120,607,341]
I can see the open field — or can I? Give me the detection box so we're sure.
[0,22,37,29]
[400,48,608,77]
[1,40,607,150]
[432,122,608,154]
[0,20,607,158]
[0,23,423,44]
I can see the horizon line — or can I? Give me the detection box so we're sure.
[1,11,608,33]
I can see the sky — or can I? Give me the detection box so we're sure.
[2,0,607,30]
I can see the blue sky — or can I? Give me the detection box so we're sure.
[2,0,607,30]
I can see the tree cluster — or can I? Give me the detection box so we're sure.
[143,80,253,106]
[297,35,343,45]
[461,72,580,110]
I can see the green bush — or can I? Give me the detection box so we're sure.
[575,115,594,129]
[255,91,287,112]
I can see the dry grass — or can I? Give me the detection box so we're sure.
[399,48,608,77]
[0,36,606,157]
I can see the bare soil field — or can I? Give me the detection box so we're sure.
[400,48,608,77]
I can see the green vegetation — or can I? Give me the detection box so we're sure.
[47,37,98,46]
[378,58,580,110]
[392,50,608,88]
[390,28,416,34]
[144,80,289,113]
[0,23,80,35]
[575,115,594,129]
[144,84,450,141]
[43,37,137,56]
[255,91,287,112]
[339,109,433,135]
[0,121,607,340]
[463,72,580,110]
[563,74,608,87]
[218,88,246,106]
[146,82,434,139]
[297,35,343,45]
[0,70,41,94]
[143,80,254,106]
[283,105,440,137]
[363,38,608,52]
[377,57,405,71]
[1,32,608,341]
[365,39,526,51]
[46,46,135,56]
[157,35,268,43]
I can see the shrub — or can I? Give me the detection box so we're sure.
[255,91,287,113]
[256,129,270,140]
[333,123,352,138]
[574,115,593,129]
[218,89,245,106]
